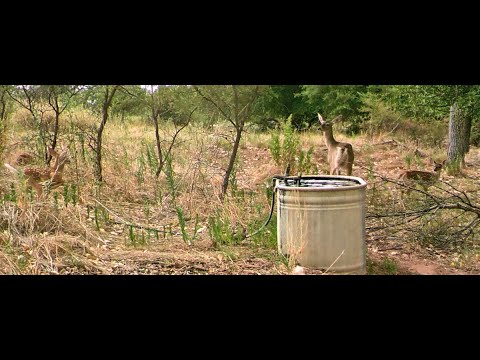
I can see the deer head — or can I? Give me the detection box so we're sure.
[318,113,343,130]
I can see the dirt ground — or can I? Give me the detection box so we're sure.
[3,133,480,275]
[73,143,480,275]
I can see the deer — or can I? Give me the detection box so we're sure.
[4,146,70,197]
[318,113,354,176]
[14,152,35,166]
[398,160,445,195]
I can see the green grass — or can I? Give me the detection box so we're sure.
[367,257,399,275]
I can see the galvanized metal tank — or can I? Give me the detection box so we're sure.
[276,175,367,274]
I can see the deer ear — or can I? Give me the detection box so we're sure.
[317,113,325,124]
[332,115,343,123]
[442,159,447,165]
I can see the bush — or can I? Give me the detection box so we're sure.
[268,115,317,175]
[362,95,447,147]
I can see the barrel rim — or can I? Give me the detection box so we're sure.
[275,175,367,192]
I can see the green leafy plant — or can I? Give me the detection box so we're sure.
[268,115,301,172]
[135,152,146,185]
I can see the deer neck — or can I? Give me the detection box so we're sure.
[51,162,66,181]
[323,129,339,149]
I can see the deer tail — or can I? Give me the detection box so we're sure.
[4,163,18,174]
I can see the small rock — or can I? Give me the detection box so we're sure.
[292,266,305,275]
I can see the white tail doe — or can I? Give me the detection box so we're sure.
[318,113,354,176]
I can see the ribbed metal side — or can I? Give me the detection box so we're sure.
[277,175,367,274]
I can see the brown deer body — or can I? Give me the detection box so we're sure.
[4,147,70,197]
[318,113,354,176]
[398,160,445,194]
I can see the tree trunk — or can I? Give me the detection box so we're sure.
[0,91,6,122]
[94,86,118,183]
[52,95,60,152]
[447,103,470,168]
[221,124,243,200]
[48,109,60,165]
[0,91,6,159]
[153,111,164,177]
[95,110,108,182]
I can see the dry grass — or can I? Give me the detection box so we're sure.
[2,109,480,274]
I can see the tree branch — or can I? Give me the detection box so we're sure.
[193,86,236,127]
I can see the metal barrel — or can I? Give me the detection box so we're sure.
[276,175,367,274]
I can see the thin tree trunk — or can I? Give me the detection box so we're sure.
[221,125,243,199]
[47,109,60,165]
[194,85,259,200]
[0,91,6,159]
[153,110,164,177]
[52,96,60,152]
[95,86,118,182]
[0,91,6,122]
[95,110,108,182]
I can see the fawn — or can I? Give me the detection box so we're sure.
[4,146,70,197]
[14,152,35,166]
[318,113,354,176]
[398,160,445,195]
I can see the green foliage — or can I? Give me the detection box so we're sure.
[404,153,413,169]
[175,206,191,244]
[247,214,277,250]
[135,152,146,185]
[252,85,314,130]
[268,115,299,167]
[94,207,100,231]
[70,184,78,206]
[164,153,198,244]
[127,225,148,247]
[143,141,158,174]
[164,154,177,203]
[3,183,18,203]
[379,85,480,153]
[360,93,402,134]
[192,214,200,242]
[146,85,197,126]
[297,146,317,175]
[445,158,462,176]
[208,210,238,247]
[382,85,474,119]
[269,133,281,164]
[0,86,13,161]
[268,115,316,174]
[301,85,371,133]
[469,124,480,146]
[367,257,399,275]
[112,86,148,120]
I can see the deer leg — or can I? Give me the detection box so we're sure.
[28,178,43,198]
[346,164,353,176]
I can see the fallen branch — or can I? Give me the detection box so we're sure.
[91,198,181,236]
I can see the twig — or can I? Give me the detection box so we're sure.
[322,249,345,275]
[92,198,180,235]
